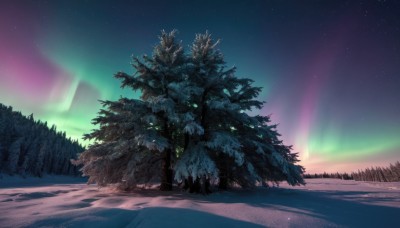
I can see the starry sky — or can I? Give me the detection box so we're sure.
[1,0,399,173]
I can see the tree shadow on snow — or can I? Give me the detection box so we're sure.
[24,207,263,228]
[77,185,400,227]
[185,187,400,227]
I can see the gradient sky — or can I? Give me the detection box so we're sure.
[1,0,399,173]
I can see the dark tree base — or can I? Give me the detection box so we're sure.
[160,148,173,191]
[160,183,173,191]
[183,176,211,194]
[218,176,228,190]
[160,169,173,191]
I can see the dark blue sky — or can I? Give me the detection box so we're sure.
[1,0,399,172]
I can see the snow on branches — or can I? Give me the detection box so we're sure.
[74,30,305,192]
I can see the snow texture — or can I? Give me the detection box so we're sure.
[1,177,399,228]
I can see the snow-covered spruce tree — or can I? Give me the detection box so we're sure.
[74,31,304,192]
[174,32,238,192]
[214,75,305,188]
[73,30,189,191]
[174,32,304,192]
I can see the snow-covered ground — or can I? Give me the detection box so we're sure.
[1,177,399,228]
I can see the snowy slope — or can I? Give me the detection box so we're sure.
[0,177,399,227]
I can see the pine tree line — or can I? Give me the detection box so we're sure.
[303,161,400,182]
[0,103,84,177]
[351,162,400,182]
[303,172,353,180]
[73,30,305,193]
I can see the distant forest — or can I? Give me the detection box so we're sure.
[304,161,400,182]
[0,103,84,177]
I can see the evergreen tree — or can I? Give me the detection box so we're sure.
[74,31,305,192]
[34,143,47,177]
[7,137,23,174]
[0,103,84,177]
[174,33,304,192]
[0,143,3,172]
[74,30,188,190]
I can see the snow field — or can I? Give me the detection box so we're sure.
[1,177,399,227]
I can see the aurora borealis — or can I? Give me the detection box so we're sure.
[1,0,399,173]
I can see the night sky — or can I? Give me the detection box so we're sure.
[1,0,399,173]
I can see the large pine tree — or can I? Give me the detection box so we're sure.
[74,30,189,190]
[174,32,305,192]
[74,31,305,192]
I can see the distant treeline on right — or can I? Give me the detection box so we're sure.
[303,161,400,182]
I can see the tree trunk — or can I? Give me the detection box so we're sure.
[160,148,173,191]
[183,176,192,191]
[183,176,211,194]
[160,108,173,191]
[218,154,229,190]
[200,175,211,194]
[218,171,228,190]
